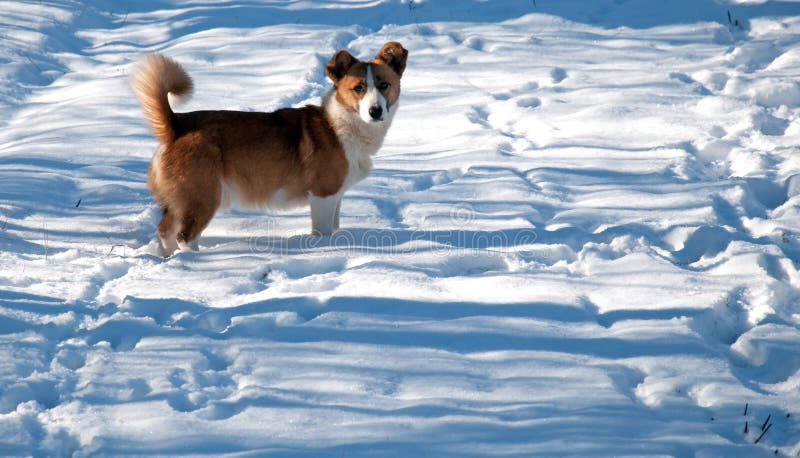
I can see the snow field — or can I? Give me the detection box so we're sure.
[1,0,800,455]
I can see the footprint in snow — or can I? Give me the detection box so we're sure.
[464,36,484,51]
[466,105,491,128]
[516,96,541,109]
[166,365,236,414]
[492,81,538,101]
[447,32,485,51]
[0,379,60,413]
[551,67,567,83]
[200,349,234,372]
[709,125,726,139]
[55,347,86,371]
[668,72,711,95]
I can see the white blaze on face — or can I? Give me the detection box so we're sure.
[358,64,388,123]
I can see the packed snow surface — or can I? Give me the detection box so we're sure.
[2,0,800,456]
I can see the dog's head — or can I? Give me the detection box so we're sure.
[326,42,408,124]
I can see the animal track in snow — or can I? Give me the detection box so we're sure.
[200,349,234,372]
[743,177,787,211]
[463,36,485,51]
[0,379,60,413]
[166,364,237,415]
[690,288,751,346]
[466,104,492,128]
[54,346,86,371]
[668,72,711,95]
[753,111,790,136]
[671,225,735,265]
[550,67,567,83]
[731,324,800,384]
[465,103,526,144]
[492,81,539,101]
[515,96,541,109]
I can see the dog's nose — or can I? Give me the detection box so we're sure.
[368,105,383,120]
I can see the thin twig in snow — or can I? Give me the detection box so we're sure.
[754,422,772,444]
[26,56,43,74]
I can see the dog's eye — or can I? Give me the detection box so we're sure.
[353,84,364,93]
[378,81,389,90]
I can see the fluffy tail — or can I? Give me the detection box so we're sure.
[130,54,193,144]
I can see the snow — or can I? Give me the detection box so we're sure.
[2,0,800,455]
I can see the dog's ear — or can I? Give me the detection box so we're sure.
[326,50,358,84]
[374,42,408,77]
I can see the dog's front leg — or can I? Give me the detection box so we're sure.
[334,199,341,231]
[310,193,342,235]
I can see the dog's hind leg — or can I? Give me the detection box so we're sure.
[175,200,217,252]
[172,152,221,253]
[157,207,179,257]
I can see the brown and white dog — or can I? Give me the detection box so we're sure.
[131,42,407,256]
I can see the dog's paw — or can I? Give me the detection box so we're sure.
[177,240,199,252]
[136,239,174,258]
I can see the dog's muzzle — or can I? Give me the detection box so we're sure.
[368,105,383,121]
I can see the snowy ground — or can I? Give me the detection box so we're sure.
[2,0,800,456]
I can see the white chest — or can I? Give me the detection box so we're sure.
[340,136,375,191]
[323,91,394,193]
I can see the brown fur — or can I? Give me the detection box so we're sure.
[131,42,407,255]
[130,54,193,144]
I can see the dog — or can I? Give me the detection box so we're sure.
[131,42,408,256]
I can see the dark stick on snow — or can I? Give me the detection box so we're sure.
[744,421,748,434]
[727,10,732,25]
[26,56,43,74]
[754,422,772,444]
[762,414,772,431]
[75,198,82,208]
[106,244,126,257]
[744,403,749,416]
